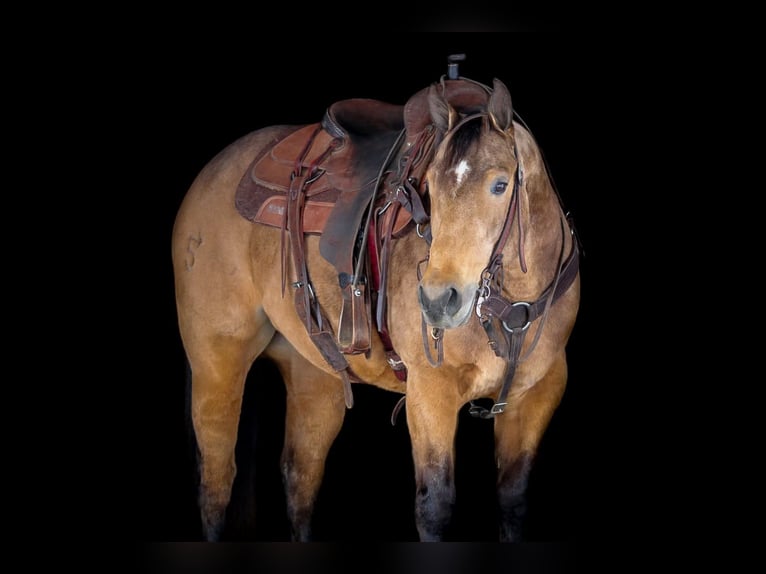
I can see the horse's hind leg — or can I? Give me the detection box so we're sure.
[493,353,568,541]
[182,309,276,541]
[265,335,346,541]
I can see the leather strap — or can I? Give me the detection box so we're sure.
[480,227,579,337]
[472,215,580,418]
[283,130,356,408]
[372,200,407,381]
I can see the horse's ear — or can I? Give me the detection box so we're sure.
[488,78,514,135]
[428,84,458,132]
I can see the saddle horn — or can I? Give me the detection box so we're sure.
[447,53,466,79]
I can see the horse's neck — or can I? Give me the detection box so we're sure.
[503,130,571,299]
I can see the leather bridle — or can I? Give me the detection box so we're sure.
[414,114,581,419]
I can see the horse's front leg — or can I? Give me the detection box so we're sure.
[405,377,459,541]
[493,354,567,541]
[266,335,346,541]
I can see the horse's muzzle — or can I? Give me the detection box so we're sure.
[418,283,475,329]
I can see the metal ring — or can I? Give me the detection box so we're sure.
[502,301,531,333]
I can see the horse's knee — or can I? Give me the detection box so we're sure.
[414,461,455,541]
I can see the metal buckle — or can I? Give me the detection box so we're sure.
[475,273,492,318]
[490,402,507,415]
[387,356,404,369]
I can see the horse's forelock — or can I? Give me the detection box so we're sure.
[441,113,513,172]
[443,115,484,170]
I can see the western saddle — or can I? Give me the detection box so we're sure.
[235,72,492,408]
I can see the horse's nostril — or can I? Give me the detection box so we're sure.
[419,285,462,317]
[444,287,460,315]
[417,285,427,307]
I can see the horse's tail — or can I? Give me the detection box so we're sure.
[184,358,199,472]
[183,357,205,539]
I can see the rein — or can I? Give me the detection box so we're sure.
[370,125,438,382]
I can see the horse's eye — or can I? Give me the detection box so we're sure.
[491,180,508,195]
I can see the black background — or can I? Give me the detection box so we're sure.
[129,33,617,546]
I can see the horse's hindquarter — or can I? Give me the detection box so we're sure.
[172,127,297,362]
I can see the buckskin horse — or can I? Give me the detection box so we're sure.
[172,58,580,542]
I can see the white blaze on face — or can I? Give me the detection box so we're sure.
[453,159,471,186]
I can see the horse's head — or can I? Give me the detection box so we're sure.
[418,78,520,329]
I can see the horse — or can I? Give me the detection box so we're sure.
[171,63,581,542]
